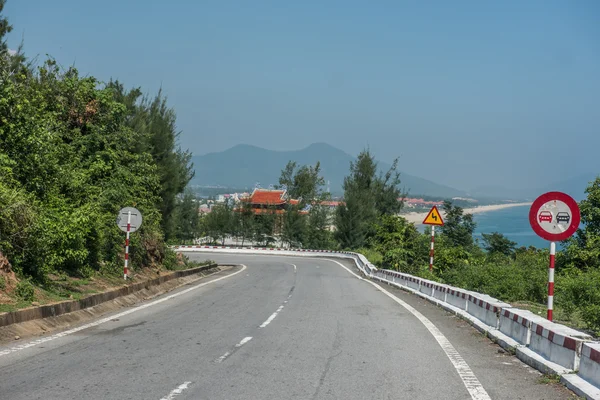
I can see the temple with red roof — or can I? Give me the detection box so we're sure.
[240,188,303,215]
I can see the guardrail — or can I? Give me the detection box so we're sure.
[173,246,600,399]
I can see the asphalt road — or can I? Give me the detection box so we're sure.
[0,254,575,400]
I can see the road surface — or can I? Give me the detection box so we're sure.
[0,254,574,399]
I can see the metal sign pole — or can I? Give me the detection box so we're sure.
[547,241,556,321]
[429,226,435,272]
[124,211,131,280]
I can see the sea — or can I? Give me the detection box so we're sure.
[471,205,548,249]
[417,205,549,249]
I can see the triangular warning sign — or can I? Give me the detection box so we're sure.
[423,205,444,226]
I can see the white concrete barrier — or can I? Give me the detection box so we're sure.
[445,287,469,310]
[406,276,421,291]
[419,280,435,297]
[529,319,593,370]
[580,342,600,389]
[432,284,448,303]
[499,308,546,346]
[465,293,511,329]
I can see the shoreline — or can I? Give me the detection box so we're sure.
[402,202,533,224]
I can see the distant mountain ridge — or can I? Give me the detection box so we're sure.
[190,143,468,198]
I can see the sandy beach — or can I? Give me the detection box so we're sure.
[402,202,533,224]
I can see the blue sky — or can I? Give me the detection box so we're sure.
[5,0,599,192]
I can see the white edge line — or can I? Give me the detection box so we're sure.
[160,381,192,400]
[326,259,492,400]
[0,265,248,357]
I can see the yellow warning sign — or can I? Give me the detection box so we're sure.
[423,205,444,226]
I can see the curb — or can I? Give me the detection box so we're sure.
[561,374,600,400]
[0,264,218,328]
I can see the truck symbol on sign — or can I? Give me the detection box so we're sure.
[538,211,553,223]
[556,212,570,224]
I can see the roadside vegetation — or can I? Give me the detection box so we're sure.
[0,0,598,338]
[0,2,202,309]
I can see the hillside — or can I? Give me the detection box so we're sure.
[190,143,468,197]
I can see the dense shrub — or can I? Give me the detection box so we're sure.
[556,268,600,335]
[15,279,34,302]
[0,5,193,281]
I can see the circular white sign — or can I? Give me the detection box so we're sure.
[535,200,572,235]
[116,207,143,233]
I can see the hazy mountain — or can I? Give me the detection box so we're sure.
[467,173,598,201]
[533,173,598,201]
[190,143,468,198]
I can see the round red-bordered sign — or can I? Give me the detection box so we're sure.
[529,192,580,242]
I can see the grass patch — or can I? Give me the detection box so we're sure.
[537,374,561,385]
[0,301,31,313]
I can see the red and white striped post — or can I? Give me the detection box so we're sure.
[547,241,556,321]
[429,226,436,272]
[124,211,131,280]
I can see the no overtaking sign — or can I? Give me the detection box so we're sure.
[529,192,580,322]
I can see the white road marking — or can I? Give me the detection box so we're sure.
[215,351,231,363]
[160,381,191,400]
[0,265,248,357]
[215,336,253,363]
[327,259,492,400]
[259,305,285,328]
[235,336,253,347]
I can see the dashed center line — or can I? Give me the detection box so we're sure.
[259,305,284,328]
[236,336,253,347]
[160,381,191,400]
[215,336,253,363]
[215,352,231,363]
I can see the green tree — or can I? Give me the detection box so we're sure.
[281,205,306,248]
[370,215,422,273]
[481,232,517,257]
[278,161,325,205]
[562,176,600,270]
[253,209,277,246]
[334,149,403,249]
[0,4,190,281]
[237,203,256,247]
[278,160,329,248]
[440,200,476,248]
[106,81,194,241]
[305,202,333,249]
[335,150,378,248]
[174,189,201,243]
[374,158,404,215]
[204,204,231,245]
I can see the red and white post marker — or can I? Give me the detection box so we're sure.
[429,226,436,272]
[529,192,580,322]
[117,207,143,282]
[124,211,131,280]
[547,241,556,320]
[423,205,444,272]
